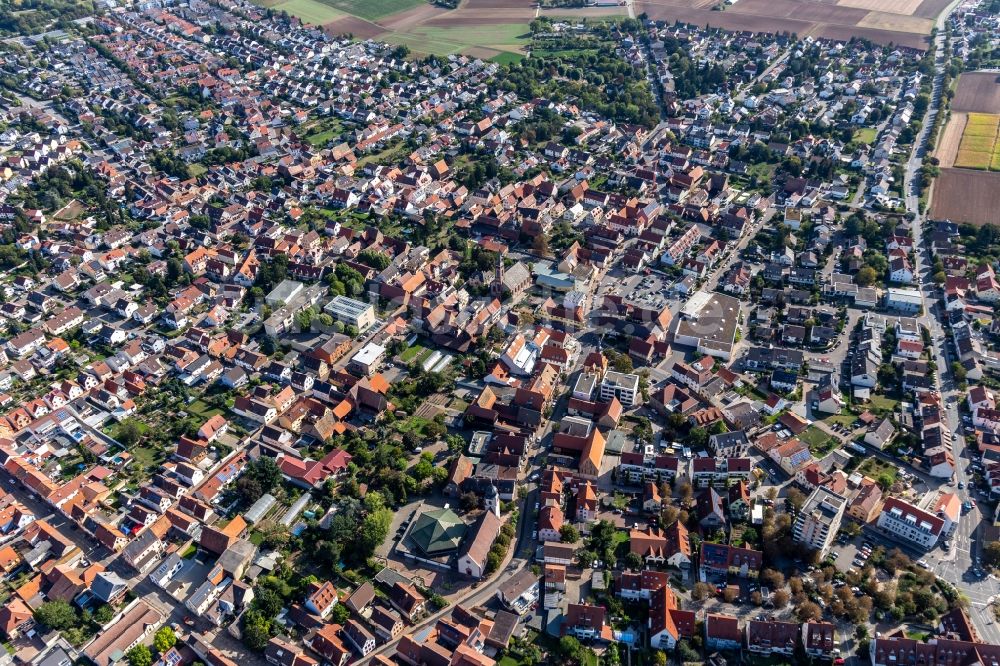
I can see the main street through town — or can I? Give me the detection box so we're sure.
[900,10,1000,644]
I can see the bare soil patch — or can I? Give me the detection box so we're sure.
[463,0,533,7]
[857,11,933,33]
[936,112,967,168]
[912,0,953,18]
[423,9,534,25]
[53,199,86,221]
[323,14,386,38]
[539,5,629,17]
[375,2,450,30]
[931,168,1000,226]
[639,0,935,48]
[464,45,503,59]
[837,0,922,13]
[730,0,868,23]
[953,72,1000,114]
[811,23,929,49]
[636,1,815,35]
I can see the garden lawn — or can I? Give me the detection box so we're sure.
[357,141,410,168]
[188,399,223,419]
[821,413,858,428]
[869,395,899,414]
[399,343,429,363]
[858,458,898,486]
[855,127,878,144]
[801,426,838,457]
[131,445,163,471]
[305,129,338,147]
[490,52,524,65]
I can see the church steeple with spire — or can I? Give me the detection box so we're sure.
[490,253,504,297]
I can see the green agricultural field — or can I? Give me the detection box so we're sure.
[955,149,992,170]
[955,112,1000,171]
[268,0,346,25]
[959,133,996,152]
[313,0,427,21]
[383,23,530,56]
[964,112,1000,136]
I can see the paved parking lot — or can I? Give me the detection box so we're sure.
[828,533,868,573]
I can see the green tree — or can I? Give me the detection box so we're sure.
[676,641,698,662]
[357,507,393,558]
[236,456,283,504]
[241,610,272,651]
[687,427,708,448]
[559,524,580,543]
[116,419,143,447]
[625,552,644,571]
[331,603,349,624]
[94,604,115,625]
[460,491,480,512]
[358,249,390,270]
[411,457,434,482]
[577,549,597,568]
[127,645,152,666]
[984,541,1000,568]
[557,636,583,663]
[251,587,283,618]
[951,361,967,383]
[154,626,177,653]
[33,600,77,631]
[856,266,877,286]
[786,487,807,512]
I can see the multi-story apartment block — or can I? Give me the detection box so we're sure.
[793,487,846,557]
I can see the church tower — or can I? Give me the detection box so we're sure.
[485,484,501,517]
[490,253,504,297]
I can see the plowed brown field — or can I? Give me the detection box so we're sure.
[953,72,1000,114]
[931,169,1000,226]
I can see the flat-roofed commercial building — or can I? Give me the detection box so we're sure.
[673,292,741,360]
[324,295,376,332]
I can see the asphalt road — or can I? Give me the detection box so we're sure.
[898,15,1000,643]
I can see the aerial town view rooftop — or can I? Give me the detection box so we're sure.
[0,0,998,665]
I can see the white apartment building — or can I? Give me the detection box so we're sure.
[793,486,846,557]
[876,498,944,550]
[600,371,640,407]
